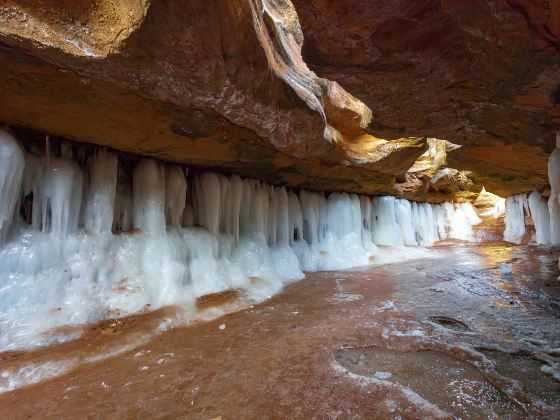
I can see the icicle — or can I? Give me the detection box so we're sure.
[276,187,290,246]
[288,191,303,242]
[300,191,321,244]
[0,132,491,352]
[396,199,417,245]
[528,191,551,244]
[359,195,375,247]
[194,172,221,235]
[0,129,25,243]
[548,131,560,244]
[41,156,83,238]
[327,192,353,240]
[433,204,447,241]
[165,164,187,228]
[132,158,166,234]
[113,169,133,232]
[372,196,401,245]
[218,174,229,234]
[503,194,528,244]
[412,202,434,246]
[267,187,278,246]
[256,183,269,240]
[84,149,118,234]
[227,175,243,241]
[239,180,253,237]
[22,153,44,229]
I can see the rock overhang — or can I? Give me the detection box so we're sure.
[0,0,558,201]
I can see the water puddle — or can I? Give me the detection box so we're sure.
[477,348,560,406]
[335,346,524,418]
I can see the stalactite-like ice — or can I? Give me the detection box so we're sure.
[372,196,401,246]
[0,130,25,243]
[41,157,83,238]
[84,150,118,234]
[528,191,551,244]
[503,130,560,245]
[504,194,529,244]
[133,159,166,235]
[0,133,484,351]
[503,189,556,245]
[549,131,560,244]
[165,165,187,228]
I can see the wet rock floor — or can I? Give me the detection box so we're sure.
[0,243,559,419]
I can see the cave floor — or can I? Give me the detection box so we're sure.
[1,243,559,419]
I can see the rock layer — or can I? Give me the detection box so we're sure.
[0,0,559,199]
[294,0,560,196]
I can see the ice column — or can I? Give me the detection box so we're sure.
[41,157,83,237]
[84,150,118,234]
[113,173,133,232]
[396,199,417,246]
[165,165,187,228]
[22,153,44,229]
[0,130,24,243]
[372,196,401,245]
[504,194,528,244]
[549,131,560,244]
[133,158,166,234]
[528,191,551,244]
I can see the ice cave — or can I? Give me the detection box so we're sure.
[0,1,558,418]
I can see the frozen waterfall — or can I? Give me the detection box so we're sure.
[549,131,560,244]
[0,129,482,350]
[503,131,560,245]
[504,192,552,245]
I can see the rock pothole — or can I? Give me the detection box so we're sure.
[428,316,470,331]
[476,347,560,405]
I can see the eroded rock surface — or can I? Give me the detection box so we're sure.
[0,0,558,199]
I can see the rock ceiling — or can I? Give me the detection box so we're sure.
[0,0,558,200]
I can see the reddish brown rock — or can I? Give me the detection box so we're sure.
[294,0,560,196]
[0,0,558,199]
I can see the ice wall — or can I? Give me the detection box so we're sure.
[0,131,24,243]
[549,131,560,244]
[0,130,482,350]
[528,191,551,244]
[503,190,553,245]
[502,131,560,245]
[502,132,560,245]
[504,194,529,244]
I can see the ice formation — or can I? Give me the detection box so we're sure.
[503,191,554,244]
[528,191,551,244]
[0,130,482,350]
[549,131,560,244]
[503,132,560,245]
[504,194,529,244]
[0,130,24,243]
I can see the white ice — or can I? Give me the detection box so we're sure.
[549,131,560,244]
[504,194,529,244]
[0,130,25,243]
[504,190,553,245]
[0,132,484,351]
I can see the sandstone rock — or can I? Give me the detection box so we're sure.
[0,0,558,201]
